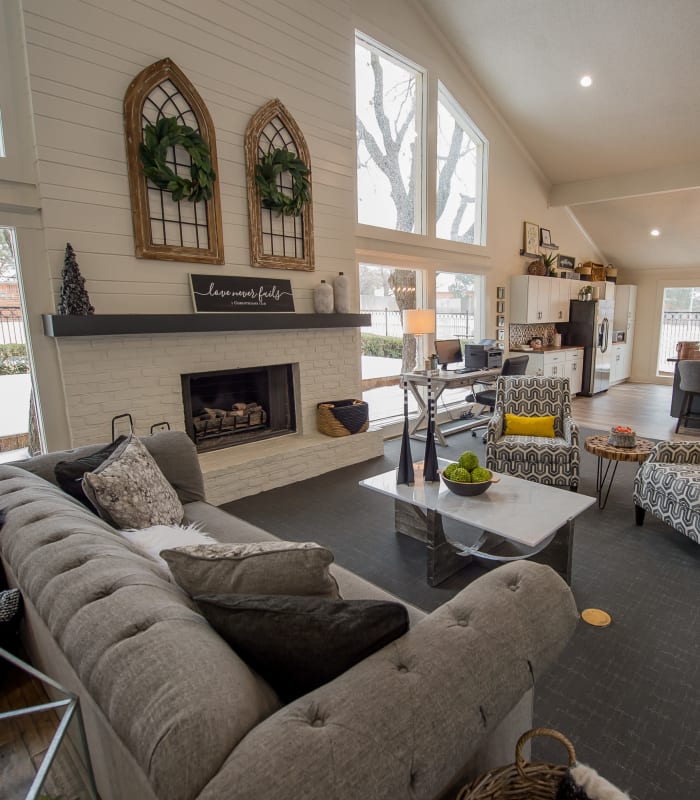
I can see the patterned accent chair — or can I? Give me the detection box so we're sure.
[633,441,700,545]
[486,375,579,491]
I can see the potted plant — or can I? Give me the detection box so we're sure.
[541,251,558,276]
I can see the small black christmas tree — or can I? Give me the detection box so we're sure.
[58,243,94,315]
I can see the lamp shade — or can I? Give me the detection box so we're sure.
[403,309,435,335]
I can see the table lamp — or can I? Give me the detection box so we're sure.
[403,309,436,371]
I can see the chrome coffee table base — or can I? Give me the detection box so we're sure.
[394,499,574,586]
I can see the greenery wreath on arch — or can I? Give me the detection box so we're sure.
[139,116,216,203]
[255,148,311,216]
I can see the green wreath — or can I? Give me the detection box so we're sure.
[255,148,311,216]
[139,116,216,203]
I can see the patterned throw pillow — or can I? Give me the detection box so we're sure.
[161,541,341,600]
[82,435,184,529]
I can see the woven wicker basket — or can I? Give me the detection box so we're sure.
[317,399,369,437]
[457,728,576,800]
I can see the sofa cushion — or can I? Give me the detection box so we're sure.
[54,436,126,509]
[162,541,341,599]
[82,435,184,529]
[195,593,409,702]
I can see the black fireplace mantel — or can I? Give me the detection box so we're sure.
[42,313,371,338]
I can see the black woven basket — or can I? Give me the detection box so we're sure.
[317,399,369,437]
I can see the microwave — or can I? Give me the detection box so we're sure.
[613,330,627,343]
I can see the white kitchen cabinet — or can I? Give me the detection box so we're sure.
[510,275,571,323]
[609,344,626,385]
[510,275,551,323]
[613,284,637,328]
[565,349,583,395]
[591,281,616,300]
[523,347,583,394]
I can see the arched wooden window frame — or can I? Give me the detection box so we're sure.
[245,99,314,271]
[124,58,224,264]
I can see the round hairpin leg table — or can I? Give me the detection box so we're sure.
[583,435,656,510]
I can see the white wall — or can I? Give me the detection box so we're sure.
[6,0,609,449]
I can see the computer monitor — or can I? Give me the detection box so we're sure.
[434,338,463,370]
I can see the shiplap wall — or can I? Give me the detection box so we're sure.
[22,0,356,314]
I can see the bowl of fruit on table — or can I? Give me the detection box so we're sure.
[440,451,499,496]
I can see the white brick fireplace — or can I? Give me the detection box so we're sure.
[52,324,383,504]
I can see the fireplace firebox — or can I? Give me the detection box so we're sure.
[181,364,296,453]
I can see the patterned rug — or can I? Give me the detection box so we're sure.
[223,427,700,800]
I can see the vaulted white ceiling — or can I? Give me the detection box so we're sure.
[421,0,700,272]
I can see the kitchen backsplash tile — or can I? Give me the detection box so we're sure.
[509,323,558,348]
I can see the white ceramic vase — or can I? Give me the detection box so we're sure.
[313,280,334,313]
[333,272,351,313]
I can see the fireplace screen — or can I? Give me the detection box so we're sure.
[182,364,296,452]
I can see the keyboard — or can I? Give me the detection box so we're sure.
[453,368,480,374]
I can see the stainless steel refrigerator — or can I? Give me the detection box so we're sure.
[567,300,613,396]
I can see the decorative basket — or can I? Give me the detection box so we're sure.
[457,728,576,800]
[608,427,637,448]
[317,399,369,437]
[527,259,546,276]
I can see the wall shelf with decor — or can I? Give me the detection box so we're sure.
[43,313,370,337]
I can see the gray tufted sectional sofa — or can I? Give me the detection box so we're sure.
[0,431,579,800]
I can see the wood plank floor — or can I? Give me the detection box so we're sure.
[571,381,699,442]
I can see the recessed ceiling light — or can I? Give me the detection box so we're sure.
[579,75,593,88]
[650,228,660,237]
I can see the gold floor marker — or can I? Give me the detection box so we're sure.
[581,608,612,627]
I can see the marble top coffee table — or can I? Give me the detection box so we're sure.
[360,460,595,586]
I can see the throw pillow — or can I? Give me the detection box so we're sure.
[54,436,127,509]
[161,541,341,600]
[504,413,556,438]
[195,594,409,702]
[118,523,219,570]
[82,434,184,529]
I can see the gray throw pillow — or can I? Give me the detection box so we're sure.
[161,541,341,599]
[82,434,184,529]
[195,594,409,702]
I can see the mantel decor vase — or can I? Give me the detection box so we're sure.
[333,272,351,313]
[313,280,334,313]
[397,380,414,485]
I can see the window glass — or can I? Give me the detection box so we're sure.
[436,83,487,245]
[435,271,483,341]
[657,286,700,374]
[355,33,424,233]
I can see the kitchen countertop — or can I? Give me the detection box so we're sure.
[510,345,584,353]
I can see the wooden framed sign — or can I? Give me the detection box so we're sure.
[190,274,295,313]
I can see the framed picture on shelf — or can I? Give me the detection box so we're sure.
[498,329,505,342]
[523,222,539,256]
[558,254,575,271]
[497,315,505,327]
[540,228,552,246]
[497,286,506,300]
[497,301,505,313]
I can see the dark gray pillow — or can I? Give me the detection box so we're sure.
[54,436,126,509]
[195,594,409,703]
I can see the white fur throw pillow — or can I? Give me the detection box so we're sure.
[119,523,218,571]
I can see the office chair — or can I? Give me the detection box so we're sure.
[468,355,530,440]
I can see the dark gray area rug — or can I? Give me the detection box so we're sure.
[223,427,699,800]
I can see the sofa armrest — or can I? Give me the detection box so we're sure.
[487,410,504,441]
[197,561,578,800]
[563,416,578,446]
[648,441,700,464]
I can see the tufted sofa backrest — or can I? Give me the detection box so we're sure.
[0,466,281,800]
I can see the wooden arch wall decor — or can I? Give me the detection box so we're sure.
[124,58,224,264]
[245,99,314,271]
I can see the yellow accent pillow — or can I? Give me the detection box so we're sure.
[504,414,556,438]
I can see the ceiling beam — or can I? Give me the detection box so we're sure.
[549,161,700,207]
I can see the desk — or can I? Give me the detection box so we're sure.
[401,368,500,446]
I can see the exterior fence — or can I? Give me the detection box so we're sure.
[361,309,473,341]
[0,308,25,345]
[657,311,700,373]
